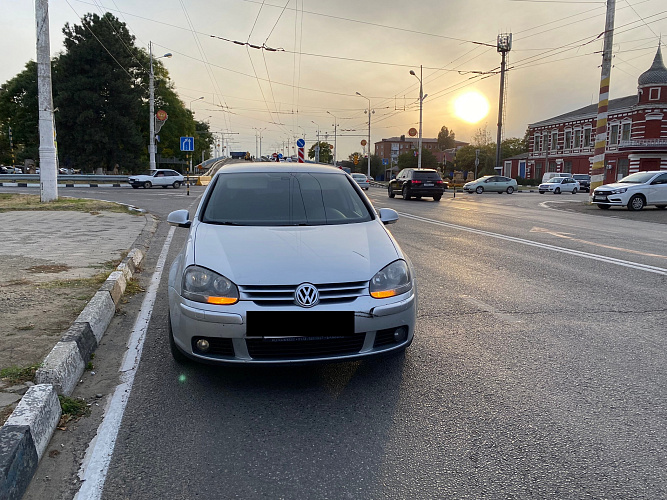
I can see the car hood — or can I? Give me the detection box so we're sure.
[597,182,642,190]
[192,221,400,285]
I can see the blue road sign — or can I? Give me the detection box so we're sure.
[278,153,283,159]
[296,138,305,148]
[382,158,389,165]
[180,136,194,152]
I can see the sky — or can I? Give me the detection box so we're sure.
[1,0,666,161]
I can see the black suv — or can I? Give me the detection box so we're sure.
[388,168,446,201]
[573,174,591,192]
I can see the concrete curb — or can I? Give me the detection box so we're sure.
[0,214,157,500]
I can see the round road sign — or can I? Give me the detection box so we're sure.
[408,127,417,137]
[361,140,367,146]
[156,110,168,121]
[296,138,305,148]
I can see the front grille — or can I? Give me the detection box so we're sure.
[192,337,234,356]
[246,333,365,359]
[239,281,367,306]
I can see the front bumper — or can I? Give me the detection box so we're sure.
[592,191,627,206]
[168,287,417,364]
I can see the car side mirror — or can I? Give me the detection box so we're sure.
[378,208,399,225]
[167,209,191,228]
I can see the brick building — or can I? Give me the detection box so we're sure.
[374,136,468,168]
[516,46,667,182]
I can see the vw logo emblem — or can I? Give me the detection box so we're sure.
[295,283,319,308]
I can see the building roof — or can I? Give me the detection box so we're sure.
[504,152,529,161]
[638,45,667,86]
[530,95,638,127]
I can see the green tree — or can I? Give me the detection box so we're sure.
[54,13,145,172]
[308,141,332,164]
[437,125,456,150]
[396,148,438,170]
[501,137,527,160]
[453,144,496,177]
[0,61,39,164]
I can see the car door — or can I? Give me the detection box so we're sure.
[486,176,500,191]
[648,173,667,203]
[153,171,168,187]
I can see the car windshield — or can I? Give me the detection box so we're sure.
[352,174,366,180]
[201,172,373,226]
[618,172,656,184]
[136,170,157,176]
[573,175,589,180]
[476,176,492,182]
[548,177,564,183]
[413,171,441,181]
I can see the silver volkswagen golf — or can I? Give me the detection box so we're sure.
[167,163,417,365]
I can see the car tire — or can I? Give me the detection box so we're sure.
[572,187,578,194]
[402,186,411,200]
[388,186,395,198]
[433,195,441,201]
[168,314,190,365]
[173,181,181,189]
[598,204,611,210]
[143,181,152,189]
[627,194,645,211]
[506,186,514,194]
[554,187,561,194]
[539,191,545,194]
[476,186,484,194]
[656,205,667,210]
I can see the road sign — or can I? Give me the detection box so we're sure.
[408,128,417,137]
[180,137,194,152]
[361,140,367,146]
[296,138,305,148]
[156,110,168,121]
[278,153,283,159]
[382,158,388,166]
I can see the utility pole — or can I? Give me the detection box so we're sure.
[328,112,338,166]
[590,0,616,197]
[36,0,58,202]
[495,33,512,173]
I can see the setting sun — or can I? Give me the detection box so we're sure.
[453,91,490,123]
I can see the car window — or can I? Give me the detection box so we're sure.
[413,171,442,181]
[201,172,373,226]
[651,173,667,185]
[618,172,656,184]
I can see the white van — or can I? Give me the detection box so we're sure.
[541,172,570,183]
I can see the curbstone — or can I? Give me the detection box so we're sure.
[75,291,116,343]
[0,425,38,500]
[35,342,85,396]
[100,270,127,305]
[61,322,98,365]
[4,385,61,461]
[127,248,144,268]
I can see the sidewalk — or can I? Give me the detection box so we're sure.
[0,209,154,499]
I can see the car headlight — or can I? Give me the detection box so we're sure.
[370,260,412,299]
[610,188,627,194]
[182,265,239,305]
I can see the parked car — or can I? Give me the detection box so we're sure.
[351,173,370,190]
[166,163,416,365]
[541,172,570,183]
[387,168,446,201]
[128,169,184,189]
[592,171,667,211]
[538,176,580,194]
[573,174,591,192]
[0,166,8,174]
[463,175,518,194]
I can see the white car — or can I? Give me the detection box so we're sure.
[538,176,580,194]
[166,163,416,365]
[592,171,667,211]
[128,169,184,189]
[351,173,370,190]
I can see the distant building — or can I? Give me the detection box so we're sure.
[374,135,468,168]
[523,46,667,182]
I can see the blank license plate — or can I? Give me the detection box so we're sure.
[246,311,354,337]
[423,183,434,187]
[594,196,606,201]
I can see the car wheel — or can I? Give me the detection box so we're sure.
[402,186,411,200]
[597,204,611,210]
[572,187,578,194]
[388,186,395,198]
[656,205,667,210]
[143,181,152,189]
[539,191,545,194]
[433,195,441,201]
[168,314,190,365]
[627,194,645,211]
[173,181,181,189]
[506,186,514,194]
[475,186,484,194]
[554,187,561,194]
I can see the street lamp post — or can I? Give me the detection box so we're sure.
[410,66,426,169]
[311,120,320,163]
[327,111,338,166]
[187,97,204,175]
[149,42,172,170]
[356,92,372,178]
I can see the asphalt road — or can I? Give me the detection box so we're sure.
[17,185,667,499]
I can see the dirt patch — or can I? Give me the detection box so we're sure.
[27,264,71,274]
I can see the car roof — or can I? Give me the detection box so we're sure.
[215,163,346,175]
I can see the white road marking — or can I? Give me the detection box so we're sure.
[74,226,176,500]
[399,212,667,276]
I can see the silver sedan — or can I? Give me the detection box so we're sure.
[167,163,416,365]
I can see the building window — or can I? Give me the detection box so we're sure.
[618,158,629,177]
[563,161,572,173]
[551,131,558,150]
[565,130,572,149]
[610,124,619,145]
[542,132,549,151]
[649,88,660,100]
[534,134,540,152]
[535,161,543,179]
[584,128,592,148]
[621,122,631,141]
[574,129,581,148]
